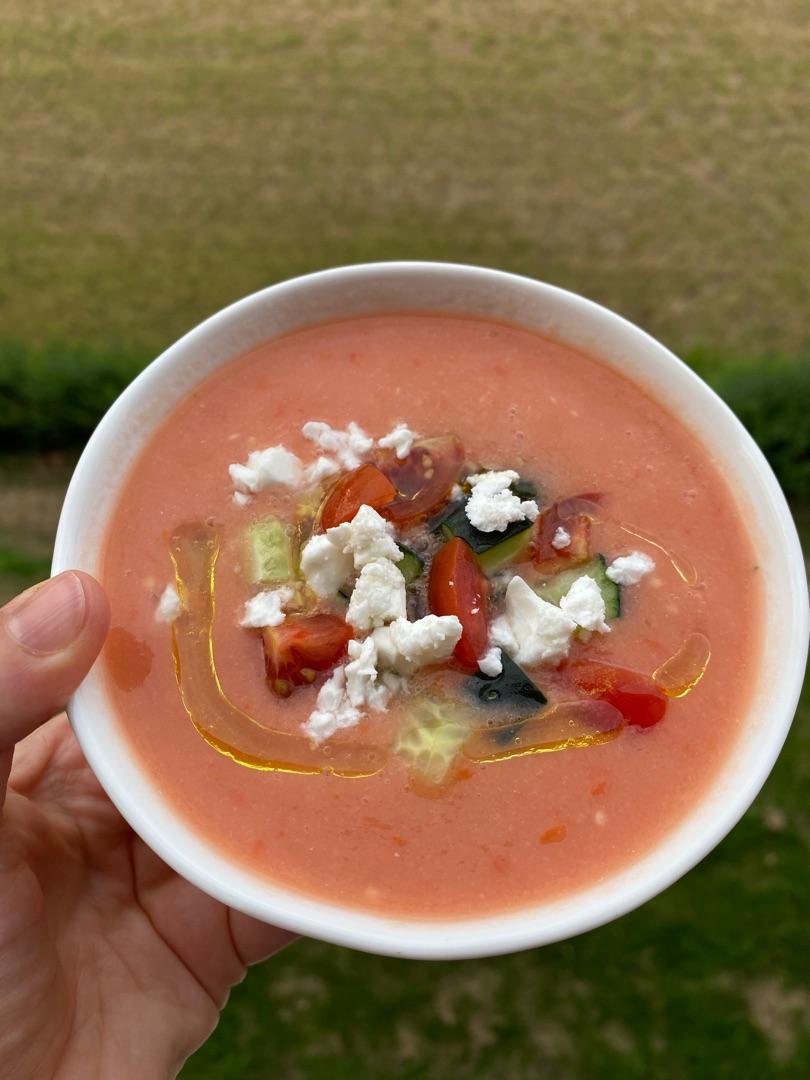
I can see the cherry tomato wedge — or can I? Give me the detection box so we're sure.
[428,536,490,673]
[567,659,667,728]
[534,494,601,573]
[376,435,464,527]
[320,463,397,530]
[262,613,352,697]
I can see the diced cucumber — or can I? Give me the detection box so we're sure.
[511,476,539,501]
[465,651,547,745]
[466,651,547,715]
[246,515,294,584]
[476,525,534,575]
[534,554,621,620]
[395,697,474,785]
[435,502,534,562]
[396,546,424,585]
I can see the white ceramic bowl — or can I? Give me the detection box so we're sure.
[53,262,809,960]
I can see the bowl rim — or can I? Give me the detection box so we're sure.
[53,261,809,959]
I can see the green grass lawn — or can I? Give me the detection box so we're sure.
[2,0,809,359]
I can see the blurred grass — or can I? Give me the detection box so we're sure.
[1,0,809,357]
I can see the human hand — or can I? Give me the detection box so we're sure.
[0,572,295,1080]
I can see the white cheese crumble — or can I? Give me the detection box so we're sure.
[344,636,392,711]
[477,646,504,677]
[303,667,362,743]
[489,576,576,666]
[326,504,401,569]
[229,445,303,495]
[559,575,610,634]
[239,586,294,629]
[606,551,656,586]
[346,559,407,631]
[551,526,571,550]
[155,583,183,623]
[302,421,373,470]
[305,455,340,485]
[465,470,540,533]
[378,423,418,459]
[372,614,463,674]
[299,533,353,599]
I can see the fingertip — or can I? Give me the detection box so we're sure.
[0,571,111,749]
[72,570,112,649]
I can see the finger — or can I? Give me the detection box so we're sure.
[0,571,110,753]
[229,910,298,966]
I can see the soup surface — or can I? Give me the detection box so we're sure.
[102,314,761,919]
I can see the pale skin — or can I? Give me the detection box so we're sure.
[0,571,295,1080]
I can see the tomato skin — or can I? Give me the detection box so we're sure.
[533,495,601,573]
[376,435,464,527]
[428,536,490,673]
[262,613,352,697]
[320,463,397,530]
[567,660,667,728]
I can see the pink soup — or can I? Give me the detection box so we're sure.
[102,314,761,920]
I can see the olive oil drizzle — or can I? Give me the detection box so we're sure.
[653,632,711,697]
[620,524,698,586]
[464,699,624,762]
[168,521,387,777]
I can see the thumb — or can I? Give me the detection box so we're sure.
[0,571,110,752]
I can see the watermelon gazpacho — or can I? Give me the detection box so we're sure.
[102,313,761,919]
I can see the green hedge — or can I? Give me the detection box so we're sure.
[2,341,809,500]
[0,341,149,454]
[687,348,810,501]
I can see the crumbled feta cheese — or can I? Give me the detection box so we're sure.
[606,551,656,586]
[559,575,610,634]
[299,533,353,598]
[465,470,540,533]
[327,504,401,569]
[378,423,418,459]
[344,637,392,711]
[477,646,504,677]
[302,421,373,470]
[346,559,407,630]
[305,455,340,485]
[551,526,571,550]
[229,445,303,494]
[303,667,362,743]
[489,575,576,666]
[233,491,252,508]
[372,615,463,674]
[239,586,294,629]
[155,583,183,623]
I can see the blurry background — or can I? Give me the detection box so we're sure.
[1,0,808,1076]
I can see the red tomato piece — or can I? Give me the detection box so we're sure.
[320,463,397,530]
[376,435,464,527]
[534,495,601,573]
[567,660,667,728]
[262,613,352,697]
[428,536,490,673]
